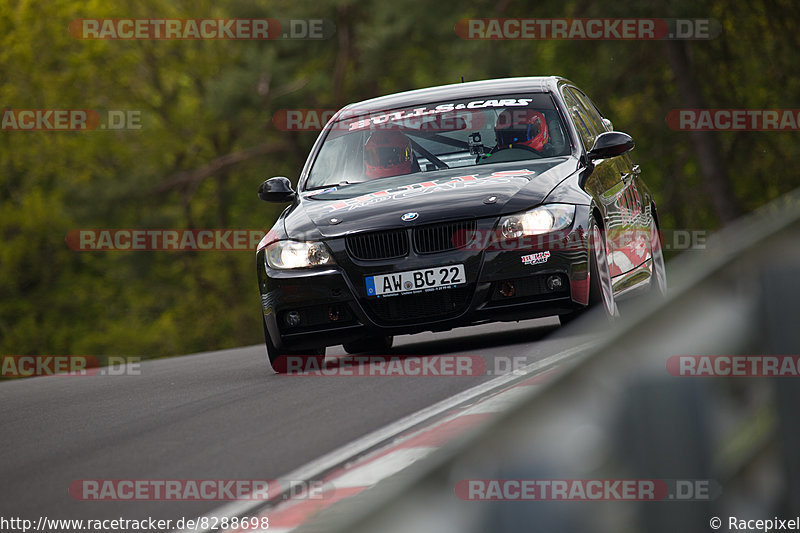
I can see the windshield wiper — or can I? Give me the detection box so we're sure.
[305,179,364,192]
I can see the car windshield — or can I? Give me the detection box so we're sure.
[305,92,571,191]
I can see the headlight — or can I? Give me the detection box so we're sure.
[265,241,335,269]
[499,204,575,239]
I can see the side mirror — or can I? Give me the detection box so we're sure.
[587,131,634,161]
[258,177,297,203]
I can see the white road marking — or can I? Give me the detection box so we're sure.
[174,341,594,533]
[460,385,538,415]
[332,448,434,488]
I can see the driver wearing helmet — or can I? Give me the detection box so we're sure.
[364,130,418,179]
[493,109,550,152]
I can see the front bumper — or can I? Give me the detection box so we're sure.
[257,212,591,352]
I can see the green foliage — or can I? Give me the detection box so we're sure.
[1,0,798,358]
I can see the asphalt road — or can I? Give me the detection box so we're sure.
[0,317,589,526]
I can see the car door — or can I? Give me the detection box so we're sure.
[571,86,650,279]
[576,87,650,277]
[561,86,630,279]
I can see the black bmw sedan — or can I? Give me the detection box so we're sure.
[256,76,666,371]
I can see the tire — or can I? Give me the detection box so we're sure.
[649,218,668,296]
[560,217,618,324]
[343,336,394,355]
[263,318,325,373]
[588,218,619,319]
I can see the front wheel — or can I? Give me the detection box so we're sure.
[649,219,668,296]
[263,318,325,373]
[560,218,618,325]
[588,220,619,319]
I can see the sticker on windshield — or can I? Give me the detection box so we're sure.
[347,99,533,131]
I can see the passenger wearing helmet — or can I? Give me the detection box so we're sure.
[364,130,418,179]
[493,109,550,153]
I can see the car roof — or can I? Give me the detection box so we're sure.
[336,76,571,119]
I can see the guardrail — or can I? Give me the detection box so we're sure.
[308,187,800,533]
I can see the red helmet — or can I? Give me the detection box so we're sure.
[494,109,549,152]
[364,130,413,179]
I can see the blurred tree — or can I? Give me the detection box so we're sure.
[1,0,798,359]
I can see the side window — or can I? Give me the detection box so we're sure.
[568,87,606,137]
[571,89,609,132]
[561,88,597,150]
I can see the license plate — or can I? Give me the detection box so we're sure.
[365,264,466,296]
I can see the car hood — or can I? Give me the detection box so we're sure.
[283,158,581,239]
